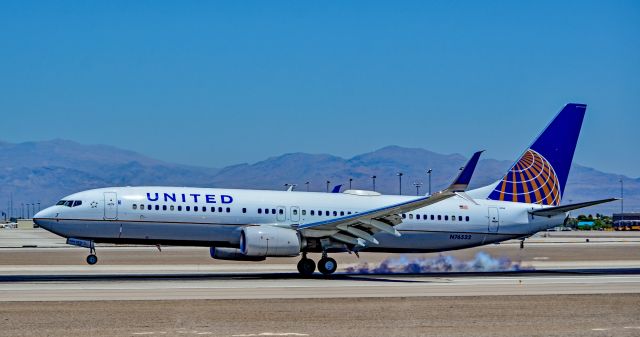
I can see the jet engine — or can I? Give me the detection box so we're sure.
[210,247,266,261]
[240,225,301,257]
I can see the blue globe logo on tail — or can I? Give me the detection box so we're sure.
[488,149,561,205]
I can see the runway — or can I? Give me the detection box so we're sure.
[1,230,640,336]
[1,270,640,302]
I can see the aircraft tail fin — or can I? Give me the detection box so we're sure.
[485,103,586,206]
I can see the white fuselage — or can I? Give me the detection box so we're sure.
[34,186,565,254]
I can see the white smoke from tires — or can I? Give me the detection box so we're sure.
[345,252,531,274]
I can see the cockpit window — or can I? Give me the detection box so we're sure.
[57,200,83,207]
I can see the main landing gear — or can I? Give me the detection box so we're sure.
[297,252,337,276]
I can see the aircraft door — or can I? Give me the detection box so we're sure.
[104,192,118,220]
[488,207,499,232]
[276,206,286,222]
[290,206,300,222]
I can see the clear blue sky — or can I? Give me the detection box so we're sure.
[1,1,638,177]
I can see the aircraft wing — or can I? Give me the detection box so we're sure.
[529,198,618,217]
[297,151,484,247]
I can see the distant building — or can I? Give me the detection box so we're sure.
[612,213,640,229]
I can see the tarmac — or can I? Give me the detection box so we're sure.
[1,229,639,336]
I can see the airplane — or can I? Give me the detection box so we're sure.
[33,103,616,275]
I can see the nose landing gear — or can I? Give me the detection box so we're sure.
[66,238,98,265]
[86,252,98,265]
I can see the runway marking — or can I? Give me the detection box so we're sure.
[624,326,640,329]
[591,328,608,331]
[231,332,309,337]
[532,257,549,260]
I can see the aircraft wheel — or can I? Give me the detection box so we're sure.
[318,257,337,275]
[86,254,98,265]
[297,258,316,276]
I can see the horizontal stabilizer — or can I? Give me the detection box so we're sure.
[529,198,618,217]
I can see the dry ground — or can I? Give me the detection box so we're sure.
[1,294,639,337]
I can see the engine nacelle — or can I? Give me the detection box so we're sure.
[240,225,301,257]
[210,247,266,261]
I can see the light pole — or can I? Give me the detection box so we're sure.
[427,169,432,196]
[371,175,377,191]
[305,181,310,192]
[326,180,330,193]
[397,172,403,195]
[21,203,24,219]
[37,202,41,212]
[413,182,423,196]
[349,178,353,190]
[620,178,624,226]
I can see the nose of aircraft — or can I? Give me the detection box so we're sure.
[33,206,58,230]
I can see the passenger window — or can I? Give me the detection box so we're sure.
[155,205,159,211]
[459,216,463,221]
[162,205,167,211]
[333,211,337,216]
[226,207,230,213]
[325,211,329,216]
[445,215,449,221]
[242,208,247,213]
[202,207,206,212]
[416,214,420,220]
[170,205,174,211]
[279,209,284,215]
[340,211,344,216]
[293,209,298,215]
[466,216,470,222]
[211,207,215,212]
[133,204,137,210]
[194,206,199,212]
[310,210,315,216]
[348,211,352,215]
[451,215,455,221]
[409,214,414,219]
[402,214,406,219]
[431,215,434,220]
[437,215,441,220]
[272,209,276,214]
[302,210,306,216]
[178,206,182,211]
[186,206,190,211]
[258,208,262,214]
[147,205,152,210]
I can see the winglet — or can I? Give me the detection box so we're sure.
[448,151,484,192]
[331,184,343,193]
